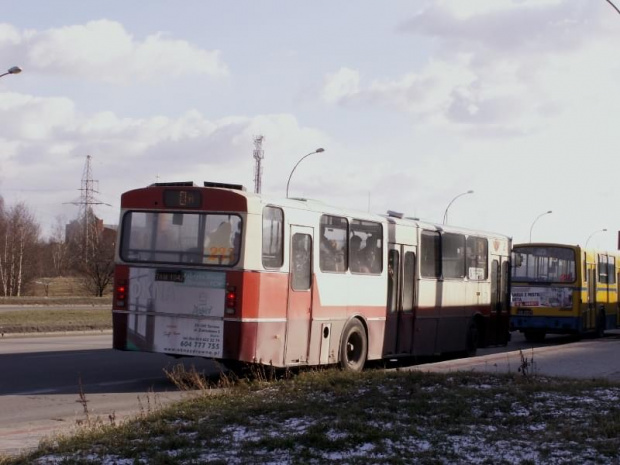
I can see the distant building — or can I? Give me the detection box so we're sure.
[65,215,117,244]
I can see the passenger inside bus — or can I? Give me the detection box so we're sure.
[320,230,337,270]
[361,234,381,273]
[350,235,370,273]
[205,221,234,264]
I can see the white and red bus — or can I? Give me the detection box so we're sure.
[112,182,511,371]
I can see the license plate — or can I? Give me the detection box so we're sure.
[155,270,185,283]
[517,308,532,316]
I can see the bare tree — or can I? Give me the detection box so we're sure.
[79,230,116,296]
[67,213,116,296]
[49,215,69,276]
[0,202,41,296]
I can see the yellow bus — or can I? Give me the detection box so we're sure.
[510,243,620,342]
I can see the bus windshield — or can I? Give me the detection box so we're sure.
[512,246,576,283]
[120,211,242,266]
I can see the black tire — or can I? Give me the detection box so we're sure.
[339,319,368,372]
[596,310,606,338]
[465,319,479,357]
[523,329,546,343]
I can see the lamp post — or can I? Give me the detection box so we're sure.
[585,228,607,249]
[442,190,474,225]
[285,148,325,198]
[0,66,22,78]
[528,210,552,242]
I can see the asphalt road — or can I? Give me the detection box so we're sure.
[0,333,220,456]
[413,330,620,380]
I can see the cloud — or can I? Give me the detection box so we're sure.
[401,0,591,52]
[321,0,619,136]
[0,20,228,83]
[0,91,330,232]
[322,68,361,104]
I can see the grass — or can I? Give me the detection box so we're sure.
[0,276,112,334]
[2,367,620,464]
[0,296,112,306]
[0,307,112,334]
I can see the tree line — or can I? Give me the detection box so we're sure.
[0,196,116,297]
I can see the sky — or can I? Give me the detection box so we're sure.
[1,0,619,250]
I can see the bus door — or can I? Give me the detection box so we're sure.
[587,265,596,331]
[488,257,510,345]
[384,244,416,356]
[617,268,620,327]
[285,226,314,365]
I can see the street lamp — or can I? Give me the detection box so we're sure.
[442,190,474,225]
[528,210,552,242]
[585,228,607,249]
[285,148,325,198]
[0,66,22,78]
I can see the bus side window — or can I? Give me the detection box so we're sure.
[262,206,284,268]
[349,219,383,274]
[442,232,465,279]
[466,236,488,280]
[320,215,348,272]
[598,254,608,284]
[420,230,441,278]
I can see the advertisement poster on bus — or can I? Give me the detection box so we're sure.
[126,268,225,357]
[511,286,572,309]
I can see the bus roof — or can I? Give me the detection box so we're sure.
[121,181,511,240]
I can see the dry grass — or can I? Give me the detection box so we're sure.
[27,276,113,298]
[4,368,620,464]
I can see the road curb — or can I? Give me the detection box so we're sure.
[0,329,113,339]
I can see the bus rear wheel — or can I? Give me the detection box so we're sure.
[465,319,479,357]
[523,330,546,343]
[339,319,368,372]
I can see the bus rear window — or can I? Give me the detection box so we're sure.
[120,211,242,266]
[512,246,576,283]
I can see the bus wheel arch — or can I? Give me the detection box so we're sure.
[339,317,368,372]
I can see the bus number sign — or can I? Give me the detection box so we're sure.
[163,190,202,208]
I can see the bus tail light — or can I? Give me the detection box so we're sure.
[226,286,237,315]
[115,279,128,308]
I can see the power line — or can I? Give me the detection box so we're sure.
[64,155,111,256]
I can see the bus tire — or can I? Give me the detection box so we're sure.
[339,319,368,372]
[596,310,606,338]
[465,319,479,357]
[523,329,546,343]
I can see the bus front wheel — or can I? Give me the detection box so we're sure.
[523,330,546,343]
[596,310,606,338]
[339,319,368,372]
